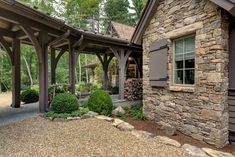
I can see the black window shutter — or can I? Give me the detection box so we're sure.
[149,39,168,87]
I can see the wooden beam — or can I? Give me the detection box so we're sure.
[11,38,21,108]
[0,36,13,63]
[49,30,70,46]
[38,31,49,112]
[20,25,42,62]
[0,28,15,38]
[0,8,65,37]
[69,40,76,93]
[73,35,84,48]
[51,40,69,48]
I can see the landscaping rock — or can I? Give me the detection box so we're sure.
[67,117,81,121]
[112,106,125,116]
[81,111,98,119]
[202,148,235,157]
[95,115,113,122]
[155,136,181,147]
[53,118,65,122]
[160,123,176,136]
[116,122,134,131]
[112,118,124,126]
[131,130,155,139]
[182,144,209,157]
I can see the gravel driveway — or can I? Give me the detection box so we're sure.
[0,117,194,157]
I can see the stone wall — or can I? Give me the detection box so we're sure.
[142,0,229,148]
[124,78,143,101]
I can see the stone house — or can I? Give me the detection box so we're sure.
[131,0,235,148]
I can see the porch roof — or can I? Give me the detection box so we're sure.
[0,0,142,53]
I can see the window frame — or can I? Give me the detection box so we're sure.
[173,35,196,86]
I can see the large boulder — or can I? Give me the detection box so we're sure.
[160,123,176,136]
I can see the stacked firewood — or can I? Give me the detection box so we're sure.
[124,78,143,101]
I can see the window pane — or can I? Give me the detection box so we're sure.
[185,59,195,69]
[185,52,195,60]
[175,53,183,61]
[175,70,183,84]
[185,36,195,53]
[185,69,195,84]
[175,60,183,69]
[175,39,183,54]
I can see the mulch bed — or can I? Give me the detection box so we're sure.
[124,117,235,154]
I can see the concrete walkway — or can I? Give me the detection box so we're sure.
[0,102,39,126]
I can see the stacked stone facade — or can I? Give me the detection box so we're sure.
[142,0,229,148]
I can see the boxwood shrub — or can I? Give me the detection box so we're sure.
[51,93,79,113]
[87,90,113,116]
[21,89,39,104]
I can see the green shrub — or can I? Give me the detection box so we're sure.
[31,85,39,92]
[130,106,145,120]
[21,89,39,104]
[70,107,90,117]
[51,93,79,113]
[87,90,113,116]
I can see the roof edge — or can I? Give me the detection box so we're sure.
[131,0,160,45]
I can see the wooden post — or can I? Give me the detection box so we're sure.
[51,48,56,84]
[96,53,113,90]
[38,31,49,112]
[111,48,131,100]
[11,38,21,108]
[69,41,76,94]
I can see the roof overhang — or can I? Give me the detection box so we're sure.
[210,0,235,17]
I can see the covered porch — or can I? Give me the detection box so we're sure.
[0,0,142,113]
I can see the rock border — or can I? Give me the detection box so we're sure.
[94,116,235,157]
[42,113,235,157]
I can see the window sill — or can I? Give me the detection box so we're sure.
[169,85,195,93]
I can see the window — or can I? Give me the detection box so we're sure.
[174,36,195,85]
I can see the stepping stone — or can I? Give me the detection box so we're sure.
[54,118,65,122]
[182,144,209,157]
[112,106,125,116]
[95,115,113,122]
[131,130,155,139]
[155,136,181,147]
[112,118,124,126]
[67,117,81,121]
[81,111,98,119]
[116,122,134,131]
[202,148,235,157]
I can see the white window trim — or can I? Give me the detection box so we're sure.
[172,34,196,87]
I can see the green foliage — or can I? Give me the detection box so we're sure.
[105,0,132,26]
[129,106,145,120]
[51,93,79,113]
[130,0,147,24]
[46,107,90,119]
[21,89,39,104]
[76,82,102,92]
[87,90,113,116]
[70,107,90,117]
[31,85,39,92]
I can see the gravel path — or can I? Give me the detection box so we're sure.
[0,117,195,157]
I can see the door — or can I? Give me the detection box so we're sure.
[229,17,235,144]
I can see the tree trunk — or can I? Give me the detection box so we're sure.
[78,55,81,83]
[23,56,33,86]
[85,54,88,83]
